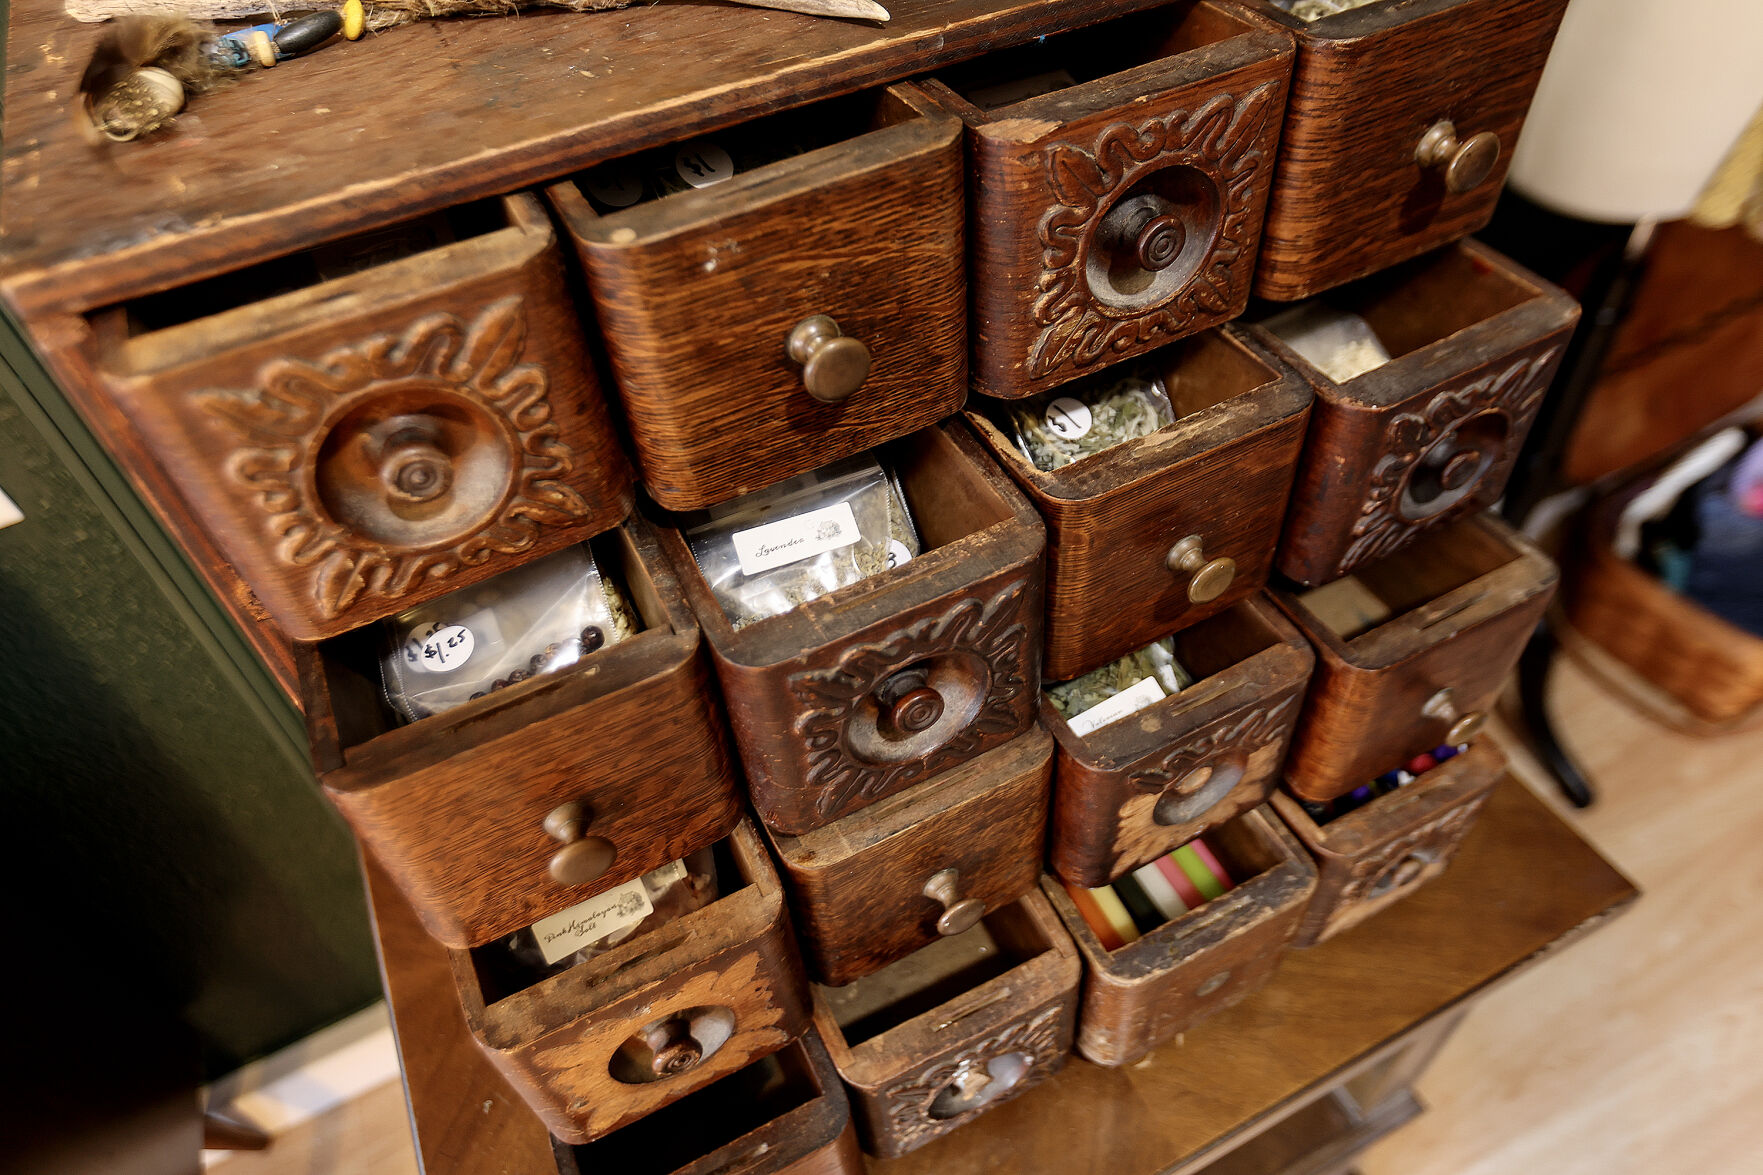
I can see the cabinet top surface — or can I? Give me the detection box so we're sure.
[368,772,1637,1175]
[0,0,1161,317]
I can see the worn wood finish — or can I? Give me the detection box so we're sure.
[655,423,1046,834]
[550,88,965,510]
[812,890,1081,1158]
[1565,480,1763,727]
[1270,739,1505,948]
[966,327,1310,681]
[1249,241,1578,588]
[1272,512,1555,803]
[549,1033,862,1175]
[300,517,740,948]
[1042,596,1313,887]
[769,725,1052,986]
[1041,806,1316,1066]
[914,2,1291,397]
[1238,0,1570,301]
[450,821,810,1144]
[36,194,632,641]
[0,0,1189,319]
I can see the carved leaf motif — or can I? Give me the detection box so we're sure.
[879,1005,1068,1149]
[1125,694,1299,796]
[1337,802,1484,908]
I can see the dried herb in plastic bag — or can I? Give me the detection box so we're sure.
[1004,369,1176,471]
[1047,637,1194,732]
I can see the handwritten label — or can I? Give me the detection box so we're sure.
[402,622,475,673]
[1067,676,1167,737]
[887,539,914,570]
[673,141,735,189]
[1044,397,1092,440]
[732,502,860,576]
[530,880,655,965]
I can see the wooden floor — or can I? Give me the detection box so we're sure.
[208,655,1763,1175]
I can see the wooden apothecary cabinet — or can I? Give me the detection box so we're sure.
[451,821,810,1143]
[1272,511,1555,804]
[1040,805,1315,1066]
[1237,0,1571,300]
[811,890,1080,1158]
[768,726,1053,986]
[1271,739,1506,946]
[300,516,741,947]
[550,1032,862,1175]
[655,423,1045,835]
[1248,241,1578,588]
[548,87,965,511]
[966,327,1311,681]
[914,2,1292,398]
[1042,596,1312,887]
[45,193,633,641]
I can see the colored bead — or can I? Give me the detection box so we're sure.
[274,10,343,56]
[1434,744,1459,760]
[91,67,184,141]
[244,29,277,68]
[342,0,365,39]
[1408,753,1438,774]
[580,626,605,654]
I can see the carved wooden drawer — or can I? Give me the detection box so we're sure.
[452,821,809,1143]
[1271,739,1505,946]
[655,423,1045,835]
[811,890,1080,1158]
[550,1032,862,1175]
[300,517,741,948]
[1040,805,1315,1066]
[913,3,1291,398]
[768,725,1052,986]
[967,327,1311,680]
[1248,240,1578,587]
[1043,596,1312,887]
[547,87,964,511]
[1238,0,1571,300]
[1271,512,1555,804]
[58,193,632,641]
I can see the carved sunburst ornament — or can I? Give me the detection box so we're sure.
[198,297,591,619]
[1125,694,1298,797]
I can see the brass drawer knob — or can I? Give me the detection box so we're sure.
[1166,535,1236,604]
[1415,120,1501,195]
[543,800,617,887]
[1134,213,1187,272]
[379,432,454,506]
[923,868,985,937]
[1421,687,1487,745]
[787,314,871,404]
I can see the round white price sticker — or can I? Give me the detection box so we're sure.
[404,622,475,673]
[1044,397,1092,440]
[673,141,735,189]
[887,539,914,570]
[584,163,645,209]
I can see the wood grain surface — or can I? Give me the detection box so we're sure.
[0,0,1190,318]
[1042,595,1313,887]
[1041,805,1316,1066]
[1240,0,1570,301]
[301,518,741,948]
[966,326,1310,681]
[768,725,1052,985]
[1273,512,1555,803]
[1252,240,1579,588]
[551,87,965,510]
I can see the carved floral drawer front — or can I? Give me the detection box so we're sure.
[548,86,965,512]
[1248,240,1579,589]
[1241,0,1572,301]
[812,891,1081,1158]
[656,424,1046,835]
[1273,511,1555,804]
[1043,596,1314,888]
[768,726,1052,986]
[451,822,812,1144]
[77,194,632,641]
[913,2,1292,399]
[1272,739,1505,947]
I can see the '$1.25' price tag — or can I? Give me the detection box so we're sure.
[403,621,475,673]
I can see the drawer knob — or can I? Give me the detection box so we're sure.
[379,433,455,506]
[543,801,617,887]
[1415,120,1501,195]
[880,686,944,739]
[1166,535,1236,604]
[923,868,985,937]
[787,314,871,404]
[1421,687,1486,745]
[1134,213,1187,272]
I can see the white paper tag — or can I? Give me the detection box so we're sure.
[646,859,689,888]
[886,539,914,570]
[673,141,734,189]
[732,501,861,576]
[0,486,23,531]
[399,608,503,675]
[1044,397,1092,440]
[585,163,646,208]
[1067,676,1167,737]
[530,880,655,965]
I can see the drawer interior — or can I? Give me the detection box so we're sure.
[1293,518,1519,642]
[932,1,1259,113]
[817,900,1052,1046]
[554,1040,824,1174]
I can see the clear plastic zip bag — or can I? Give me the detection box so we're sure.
[684,455,921,629]
[1046,636,1195,735]
[1004,367,1177,471]
[1270,0,1389,21]
[1259,302,1392,384]
[379,544,637,723]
